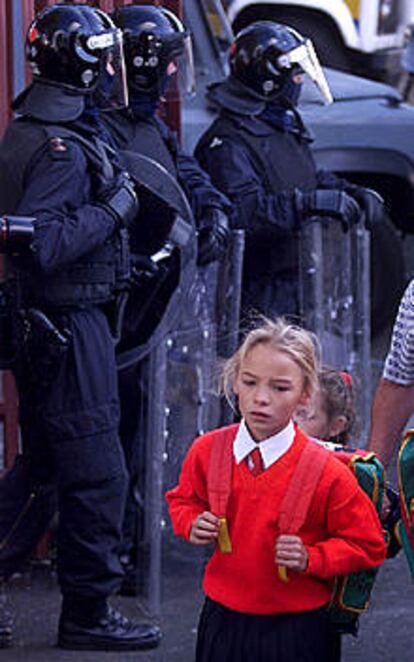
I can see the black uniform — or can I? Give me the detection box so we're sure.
[0,83,129,601]
[102,107,230,585]
[195,79,343,319]
[103,109,230,221]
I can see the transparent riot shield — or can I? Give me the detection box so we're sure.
[119,231,244,619]
[299,220,371,444]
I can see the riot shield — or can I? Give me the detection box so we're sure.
[120,231,244,619]
[116,152,197,367]
[299,219,371,444]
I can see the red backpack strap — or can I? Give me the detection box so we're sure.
[277,440,329,581]
[207,425,237,517]
[207,424,238,554]
[278,440,330,534]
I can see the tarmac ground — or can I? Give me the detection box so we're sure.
[3,249,414,661]
[3,518,414,662]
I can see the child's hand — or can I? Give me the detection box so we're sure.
[189,511,220,545]
[275,535,308,572]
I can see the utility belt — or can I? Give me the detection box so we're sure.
[29,229,130,308]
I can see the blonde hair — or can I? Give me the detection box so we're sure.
[221,317,319,407]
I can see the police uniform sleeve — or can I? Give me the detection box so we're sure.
[176,148,231,218]
[304,458,386,579]
[195,134,299,234]
[16,140,118,273]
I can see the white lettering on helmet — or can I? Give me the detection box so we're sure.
[87,33,115,50]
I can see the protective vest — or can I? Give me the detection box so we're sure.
[200,111,317,278]
[207,428,385,636]
[0,117,129,308]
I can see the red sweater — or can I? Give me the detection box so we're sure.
[166,424,386,615]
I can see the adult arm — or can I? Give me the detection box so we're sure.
[368,379,414,468]
[156,117,231,216]
[368,280,414,466]
[16,141,118,273]
[176,149,231,217]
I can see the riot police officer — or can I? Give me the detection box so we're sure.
[102,4,232,594]
[106,4,231,267]
[195,21,385,321]
[0,4,160,651]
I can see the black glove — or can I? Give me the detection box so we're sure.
[197,208,230,266]
[130,253,159,285]
[296,188,362,231]
[97,172,139,229]
[346,186,384,229]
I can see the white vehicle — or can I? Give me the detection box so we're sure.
[224,0,414,79]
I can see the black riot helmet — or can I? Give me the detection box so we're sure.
[230,21,332,104]
[111,4,195,98]
[25,3,128,109]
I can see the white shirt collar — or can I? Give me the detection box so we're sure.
[233,419,295,469]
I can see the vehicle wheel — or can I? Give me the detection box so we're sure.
[370,215,406,336]
[235,9,350,72]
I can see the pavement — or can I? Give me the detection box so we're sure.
[3,295,414,661]
[3,495,414,662]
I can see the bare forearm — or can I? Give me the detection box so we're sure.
[368,379,414,468]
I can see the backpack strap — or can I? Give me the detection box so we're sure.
[207,424,238,554]
[278,441,329,534]
[277,440,329,581]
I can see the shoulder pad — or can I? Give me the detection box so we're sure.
[48,136,72,160]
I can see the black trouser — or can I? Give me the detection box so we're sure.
[118,359,148,568]
[0,308,127,600]
[196,597,341,662]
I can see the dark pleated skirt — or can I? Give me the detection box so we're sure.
[196,597,341,662]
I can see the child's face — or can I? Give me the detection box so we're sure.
[294,390,331,440]
[234,343,310,442]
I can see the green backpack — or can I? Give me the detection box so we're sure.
[396,429,414,578]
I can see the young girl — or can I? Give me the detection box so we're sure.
[294,367,356,445]
[166,319,386,662]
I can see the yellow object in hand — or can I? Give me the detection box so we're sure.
[218,517,232,553]
[278,566,289,582]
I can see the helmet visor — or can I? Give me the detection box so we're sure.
[179,33,196,97]
[89,29,129,110]
[160,8,195,98]
[278,39,333,104]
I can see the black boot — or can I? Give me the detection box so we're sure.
[58,603,161,651]
[0,582,13,649]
